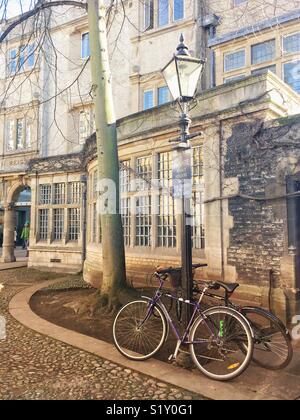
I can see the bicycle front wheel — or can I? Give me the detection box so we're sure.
[113,300,167,361]
[242,307,293,370]
[189,307,253,381]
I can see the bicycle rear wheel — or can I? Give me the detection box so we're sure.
[242,307,293,370]
[113,300,167,361]
[189,307,253,381]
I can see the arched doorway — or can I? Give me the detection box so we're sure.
[1,182,31,263]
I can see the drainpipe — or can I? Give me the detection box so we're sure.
[80,174,88,268]
[219,120,225,282]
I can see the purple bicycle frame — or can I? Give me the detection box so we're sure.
[141,277,214,348]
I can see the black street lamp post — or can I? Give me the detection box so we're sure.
[162,35,205,325]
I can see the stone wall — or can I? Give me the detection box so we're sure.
[224,116,300,319]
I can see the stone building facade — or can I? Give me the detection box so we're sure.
[1,3,300,322]
[1,73,300,322]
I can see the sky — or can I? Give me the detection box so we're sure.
[5,0,33,18]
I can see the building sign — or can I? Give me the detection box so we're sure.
[0,155,34,173]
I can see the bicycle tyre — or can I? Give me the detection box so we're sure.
[189,307,254,381]
[113,300,167,361]
[241,307,293,370]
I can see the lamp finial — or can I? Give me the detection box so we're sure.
[176,34,189,56]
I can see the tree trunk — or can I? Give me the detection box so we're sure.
[87,0,127,302]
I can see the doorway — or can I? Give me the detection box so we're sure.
[287,177,300,289]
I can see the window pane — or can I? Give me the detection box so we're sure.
[53,183,65,205]
[68,182,81,204]
[283,33,300,54]
[234,0,247,5]
[192,191,205,249]
[136,156,152,191]
[26,119,32,148]
[68,208,80,241]
[158,0,169,27]
[224,50,245,72]
[251,40,275,65]
[174,0,184,21]
[39,209,48,241]
[27,44,35,68]
[284,60,300,93]
[6,120,15,151]
[158,86,170,105]
[121,198,131,247]
[251,65,276,76]
[39,185,52,205]
[79,110,91,143]
[158,152,176,248]
[120,161,130,193]
[53,209,64,241]
[143,90,154,110]
[144,0,154,30]
[81,33,90,58]
[136,196,151,247]
[192,146,203,185]
[16,119,24,149]
[8,49,17,75]
[92,169,99,200]
[19,46,26,70]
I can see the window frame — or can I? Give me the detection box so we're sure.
[224,49,246,73]
[158,85,170,106]
[81,32,90,60]
[173,0,185,22]
[38,209,49,241]
[79,107,94,144]
[53,208,65,241]
[282,32,300,55]
[283,59,300,94]
[251,39,276,66]
[68,208,81,242]
[5,117,32,153]
[144,0,185,32]
[144,0,154,31]
[143,89,155,110]
[7,44,35,76]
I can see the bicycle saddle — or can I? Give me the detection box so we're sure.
[214,281,240,294]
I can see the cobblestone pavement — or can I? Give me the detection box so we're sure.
[0,270,203,400]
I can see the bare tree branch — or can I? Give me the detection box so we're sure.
[0,1,87,43]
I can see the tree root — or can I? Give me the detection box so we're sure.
[64,286,139,318]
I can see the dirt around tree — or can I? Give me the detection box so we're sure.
[30,281,194,367]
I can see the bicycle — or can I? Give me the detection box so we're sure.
[193,278,293,370]
[113,264,254,382]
